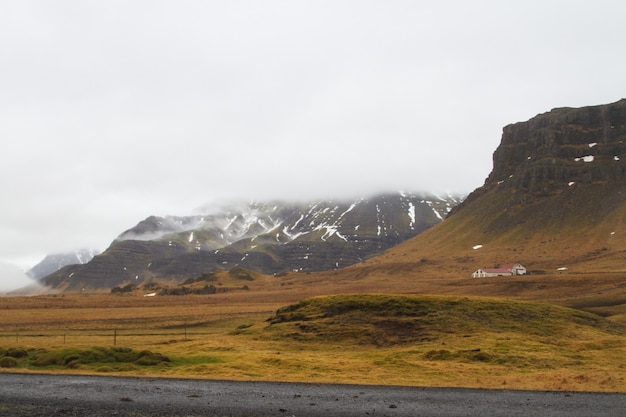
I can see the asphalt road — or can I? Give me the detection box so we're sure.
[1,373,625,417]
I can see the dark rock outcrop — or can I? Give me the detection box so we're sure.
[448,99,626,238]
[491,99,626,200]
[454,99,626,211]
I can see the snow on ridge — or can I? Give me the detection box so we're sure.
[74,249,97,264]
[375,204,383,236]
[422,199,445,221]
[291,214,305,230]
[338,201,359,220]
[408,202,416,229]
[265,221,283,236]
[307,203,320,216]
[314,223,348,242]
[431,207,443,221]
[224,215,239,231]
[282,225,307,241]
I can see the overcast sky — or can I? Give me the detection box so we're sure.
[2,1,626,286]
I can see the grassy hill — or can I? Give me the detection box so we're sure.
[2,293,624,392]
[266,294,625,344]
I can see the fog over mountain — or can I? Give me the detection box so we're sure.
[1,1,626,280]
[37,192,463,292]
[0,262,38,293]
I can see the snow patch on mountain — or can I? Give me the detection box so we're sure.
[575,155,595,162]
[407,202,416,229]
[107,192,464,274]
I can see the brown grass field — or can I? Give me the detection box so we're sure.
[1,266,625,393]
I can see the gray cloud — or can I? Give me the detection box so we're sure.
[1,1,626,269]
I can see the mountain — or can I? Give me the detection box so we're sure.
[27,249,99,280]
[38,192,463,292]
[359,99,626,278]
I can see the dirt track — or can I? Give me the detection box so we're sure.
[1,373,625,417]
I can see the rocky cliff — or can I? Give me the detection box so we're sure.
[406,98,626,273]
[451,99,626,225]
[488,98,626,201]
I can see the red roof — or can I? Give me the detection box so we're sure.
[500,263,522,270]
[481,268,512,274]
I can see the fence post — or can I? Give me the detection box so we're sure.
[114,329,117,346]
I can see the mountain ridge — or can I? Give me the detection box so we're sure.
[38,192,463,292]
[26,249,99,280]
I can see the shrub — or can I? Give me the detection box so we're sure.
[182,272,218,285]
[66,359,82,369]
[196,285,217,295]
[32,349,71,367]
[111,284,135,294]
[134,350,170,366]
[229,268,254,281]
[95,364,141,373]
[6,347,28,358]
[32,347,170,368]
[0,357,18,368]
[423,349,453,360]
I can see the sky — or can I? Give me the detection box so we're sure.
[1,1,626,289]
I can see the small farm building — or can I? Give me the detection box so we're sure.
[472,263,527,278]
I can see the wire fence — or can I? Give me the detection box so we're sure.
[0,327,225,348]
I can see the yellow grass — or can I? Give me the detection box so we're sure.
[1,292,624,393]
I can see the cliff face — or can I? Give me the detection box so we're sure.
[441,98,626,252]
[487,99,626,203]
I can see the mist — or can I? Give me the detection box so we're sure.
[2,1,626,269]
[0,262,39,294]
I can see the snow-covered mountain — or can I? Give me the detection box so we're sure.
[27,249,99,280]
[39,192,464,292]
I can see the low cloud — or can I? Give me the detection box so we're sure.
[0,262,38,293]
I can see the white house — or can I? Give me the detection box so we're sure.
[472,263,527,278]
[500,263,527,275]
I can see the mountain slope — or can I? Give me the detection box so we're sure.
[359,99,626,277]
[39,192,463,292]
[27,249,99,280]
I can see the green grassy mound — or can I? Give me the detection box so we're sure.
[266,294,626,346]
[0,346,170,372]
